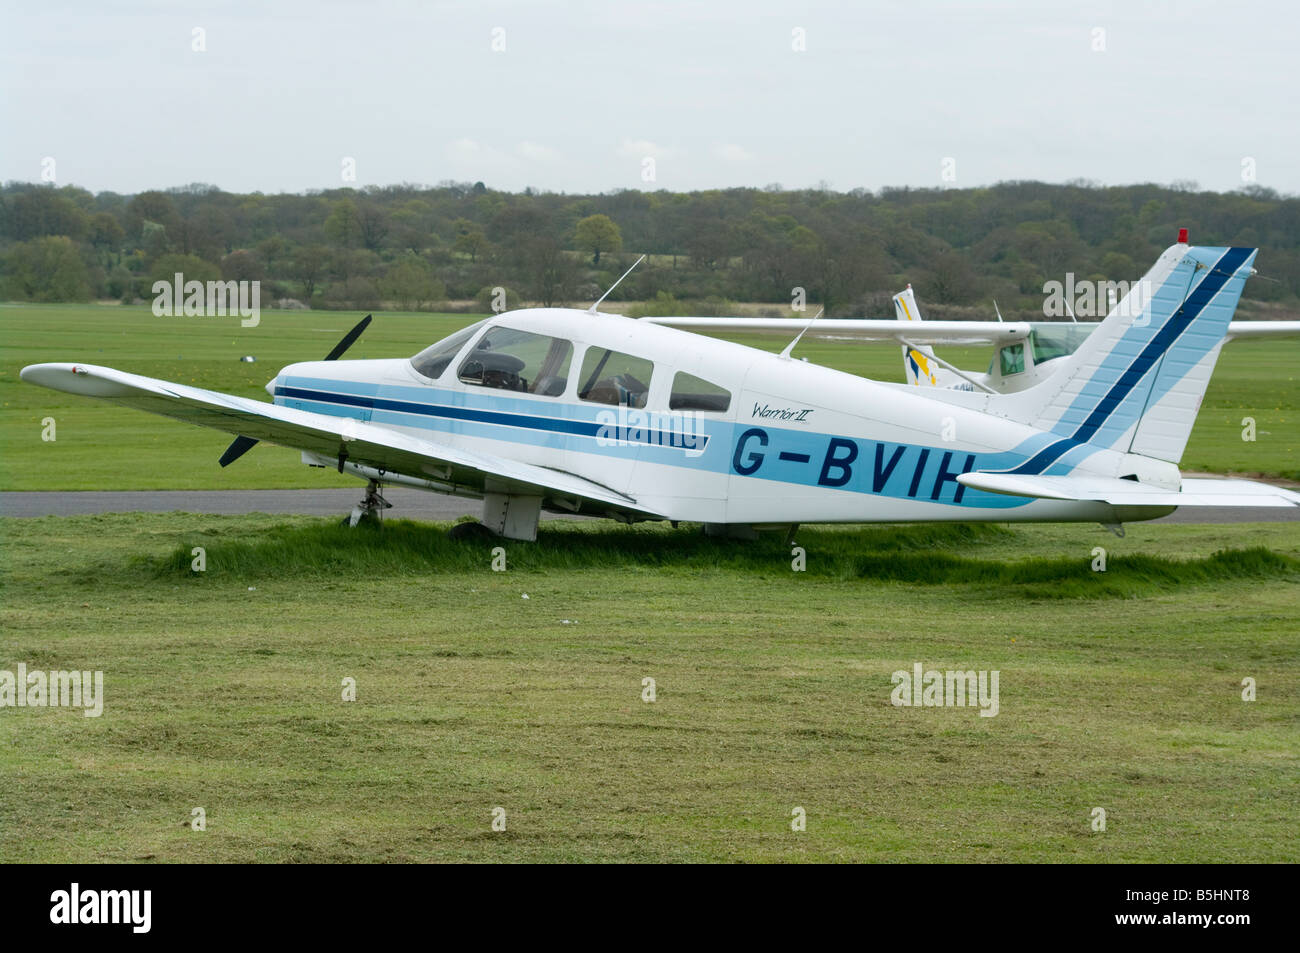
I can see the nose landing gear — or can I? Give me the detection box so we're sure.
[343,479,391,527]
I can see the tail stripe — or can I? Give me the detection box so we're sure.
[1070,247,1249,444]
[1006,436,1083,475]
[1006,246,1251,475]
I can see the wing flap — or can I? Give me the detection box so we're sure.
[20,362,660,518]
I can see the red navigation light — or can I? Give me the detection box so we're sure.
[1177,227,1189,244]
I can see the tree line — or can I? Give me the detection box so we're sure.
[2,178,1297,317]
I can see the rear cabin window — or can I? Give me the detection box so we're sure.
[577,347,654,408]
[457,326,573,396]
[669,372,731,413]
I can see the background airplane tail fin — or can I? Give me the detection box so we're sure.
[894,285,963,388]
[1001,239,1257,467]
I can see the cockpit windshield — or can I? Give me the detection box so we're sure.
[410,319,489,380]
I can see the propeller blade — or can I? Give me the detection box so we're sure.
[219,434,259,467]
[220,315,371,467]
[323,314,372,361]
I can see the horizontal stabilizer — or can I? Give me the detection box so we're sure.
[1224,320,1300,340]
[957,471,1300,508]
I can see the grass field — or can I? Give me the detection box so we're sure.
[1,301,1297,863]
[1,514,1297,862]
[1,302,1297,489]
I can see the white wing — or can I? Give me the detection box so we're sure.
[643,316,1031,346]
[643,317,1300,346]
[20,362,663,520]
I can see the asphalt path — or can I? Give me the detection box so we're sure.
[1,489,1296,523]
[0,489,492,521]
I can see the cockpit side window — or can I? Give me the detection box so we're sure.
[457,326,574,396]
[576,347,654,408]
[669,371,731,413]
[410,319,488,380]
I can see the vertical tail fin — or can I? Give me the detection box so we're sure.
[895,285,949,387]
[1002,240,1257,468]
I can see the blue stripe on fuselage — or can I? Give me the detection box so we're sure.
[276,378,1038,508]
[275,384,710,451]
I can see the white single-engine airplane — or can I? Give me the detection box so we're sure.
[21,233,1300,540]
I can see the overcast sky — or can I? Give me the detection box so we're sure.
[3,0,1297,196]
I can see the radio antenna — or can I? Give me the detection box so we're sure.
[589,254,646,314]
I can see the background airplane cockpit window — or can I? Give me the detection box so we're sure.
[458,326,574,396]
[999,343,1026,376]
[1029,325,1091,366]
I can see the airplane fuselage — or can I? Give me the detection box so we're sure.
[270,309,1175,528]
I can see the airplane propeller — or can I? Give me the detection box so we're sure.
[218,314,372,467]
[321,313,374,361]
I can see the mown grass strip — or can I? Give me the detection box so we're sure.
[136,518,1299,599]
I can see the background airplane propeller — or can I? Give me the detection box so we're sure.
[218,314,372,467]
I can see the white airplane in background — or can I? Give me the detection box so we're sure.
[21,233,1300,541]
[653,242,1300,398]
[889,282,1300,395]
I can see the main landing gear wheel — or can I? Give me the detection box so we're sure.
[448,521,499,541]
